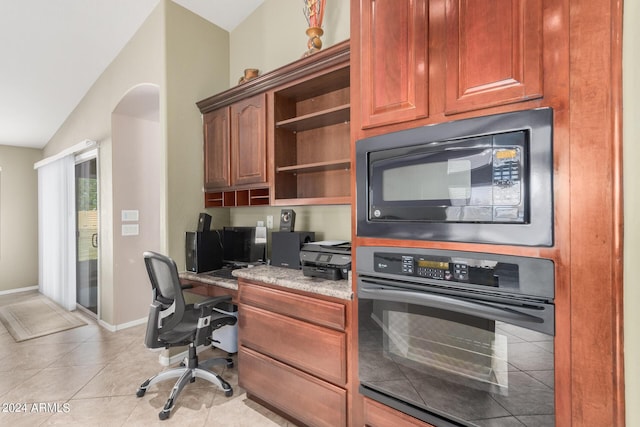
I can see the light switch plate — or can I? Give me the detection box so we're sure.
[121,224,139,236]
[121,210,139,222]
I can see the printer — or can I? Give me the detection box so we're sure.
[300,241,351,280]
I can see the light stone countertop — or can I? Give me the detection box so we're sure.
[233,265,353,301]
[179,271,238,291]
[179,265,352,301]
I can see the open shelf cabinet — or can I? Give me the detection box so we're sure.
[273,65,351,205]
[204,187,270,208]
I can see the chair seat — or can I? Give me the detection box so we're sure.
[157,310,200,345]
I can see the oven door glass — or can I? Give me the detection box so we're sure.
[358,281,555,427]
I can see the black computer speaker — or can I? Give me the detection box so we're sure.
[279,209,296,232]
[197,213,212,232]
[271,231,314,269]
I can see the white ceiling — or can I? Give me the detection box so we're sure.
[0,0,264,149]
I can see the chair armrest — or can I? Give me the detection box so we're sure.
[144,301,164,349]
[193,295,232,310]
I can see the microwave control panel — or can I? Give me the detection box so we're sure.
[492,147,522,207]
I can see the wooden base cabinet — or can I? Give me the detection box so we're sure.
[240,347,347,427]
[238,279,349,427]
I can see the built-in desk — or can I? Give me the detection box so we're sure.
[182,266,353,427]
[179,271,238,302]
[179,265,353,302]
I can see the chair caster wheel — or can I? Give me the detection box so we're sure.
[159,410,170,420]
[226,360,234,368]
[225,388,233,397]
[136,388,146,398]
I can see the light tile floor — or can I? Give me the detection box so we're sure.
[0,291,298,427]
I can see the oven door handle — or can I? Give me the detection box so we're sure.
[359,280,554,336]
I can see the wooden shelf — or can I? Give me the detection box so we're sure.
[272,50,351,206]
[276,104,350,132]
[204,187,270,208]
[200,41,351,208]
[276,159,351,174]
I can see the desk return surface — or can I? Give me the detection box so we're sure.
[180,265,352,301]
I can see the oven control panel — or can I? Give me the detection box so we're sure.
[361,247,555,300]
[376,252,511,287]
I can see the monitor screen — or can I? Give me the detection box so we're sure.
[222,227,264,263]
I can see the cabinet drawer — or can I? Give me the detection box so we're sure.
[240,305,346,385]
[240,281,346,330]
[364,398,435,427]
[240,346,347,427]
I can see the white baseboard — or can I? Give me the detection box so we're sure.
[97,316,147,332]
[0,285,39,296]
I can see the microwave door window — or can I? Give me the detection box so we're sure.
[382,159,471,203]
[371,148,494,222]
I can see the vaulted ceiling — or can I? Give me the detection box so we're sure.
[0,0,264,149]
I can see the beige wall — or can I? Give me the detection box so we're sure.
[164,0,230,270]
[229,0,350,87]
[221,0,352,253]
[0,146,42,292]
[42,1,230,325]
[43,3,165,326]
[228,205,351,257]
[111,110,161,324]
[623,0,639,423]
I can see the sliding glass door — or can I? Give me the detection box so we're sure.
[75,156,98,315]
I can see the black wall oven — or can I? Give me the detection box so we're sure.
[355,108,554,246]
[357,247,555,427]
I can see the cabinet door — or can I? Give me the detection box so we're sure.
[359,0,429,128]
[230,93,267,186]
[203,108,230,189]
[240,305,347,385]
[445,0,543,114]
[239,346,347,427]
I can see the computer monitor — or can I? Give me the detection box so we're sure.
[222,227,265,263]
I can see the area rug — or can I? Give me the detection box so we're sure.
[0,294,87,342]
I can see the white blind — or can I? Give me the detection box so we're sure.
[37,154,78,310]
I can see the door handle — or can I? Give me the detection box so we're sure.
[92,233,98,248]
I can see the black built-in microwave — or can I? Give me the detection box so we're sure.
[356,108,554,246]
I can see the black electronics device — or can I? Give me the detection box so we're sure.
[185,230,223,273]
[197,213,212,232]
[222,226,265,263]
[300,241,351,280]
[271,231,315,269]
[279,209,296,232]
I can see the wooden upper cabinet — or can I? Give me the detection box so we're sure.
[230,93,267,186]
[359,0,429,128]
[444,0,543,114]
[203,108,230,190]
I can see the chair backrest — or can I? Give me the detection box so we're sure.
[143,251,187,345]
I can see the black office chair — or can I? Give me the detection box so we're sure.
[136,251,237,420]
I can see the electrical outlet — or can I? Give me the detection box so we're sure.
[266,215,274,229]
